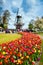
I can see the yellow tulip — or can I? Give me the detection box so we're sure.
[35,50,36,53]
[0,48,1,51]
[17,59,21,63]
[38,50,40,53]
[17,59,23,64]
[2,51,6,55]
[33,48,36,53]
[26,56,29,59]
[21,57,24,59]
[20,53,22,57]
[33,48,36,50]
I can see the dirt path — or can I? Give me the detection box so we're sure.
[38,35,43,65]
[40,36,43,39]
[38,35,43,39]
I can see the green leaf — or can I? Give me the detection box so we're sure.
[23,60,30,65]
[13,55,17,59]
[24,52,27,56]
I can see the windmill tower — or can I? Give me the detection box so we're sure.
[14,9,24,31]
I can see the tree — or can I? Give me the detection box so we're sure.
[34,17,43,31]
[0,23,4,28]
[0,16,2,24]
[3,10,10,29]
[28,19,34,31]
[28,23,33,30]
[0,16,4,28]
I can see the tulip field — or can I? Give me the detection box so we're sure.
[0,32,42,65]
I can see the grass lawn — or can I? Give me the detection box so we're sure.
[37,32,43,36]
[0,33,22,44]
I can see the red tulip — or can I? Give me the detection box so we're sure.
[0,62,2,65]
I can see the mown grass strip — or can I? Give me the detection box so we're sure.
[0,33,22,44]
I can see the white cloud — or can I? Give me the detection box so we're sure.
[26,0,42,19]
[12,1,17,7]
[12,0,23,8]
[3,0,6,3]
[27,0,36,6]
[8,12,17,29]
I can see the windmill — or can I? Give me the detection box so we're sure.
[14,8,24,31]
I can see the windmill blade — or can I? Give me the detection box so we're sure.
[14,14,17,23]
[16,8,19,15]
[14,8,19,23]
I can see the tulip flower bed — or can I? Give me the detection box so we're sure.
[0,32,42,65]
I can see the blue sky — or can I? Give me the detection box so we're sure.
[0,0,43,29]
